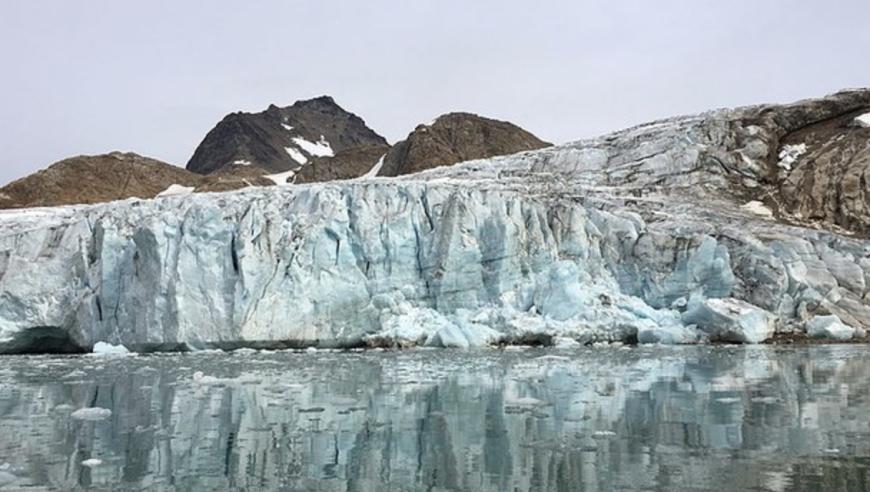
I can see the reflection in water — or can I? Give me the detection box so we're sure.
[0,346,869,491]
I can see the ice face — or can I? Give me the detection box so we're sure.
[2,91,870,352]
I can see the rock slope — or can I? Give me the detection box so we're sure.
[1,90,869,353]
[377,112,550,176]
[0,152,273,209]
[186,96,388,175]
[0,153,202,209]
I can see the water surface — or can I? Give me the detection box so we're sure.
[0,345,868,491]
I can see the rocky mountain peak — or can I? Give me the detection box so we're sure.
[186,96,387,175]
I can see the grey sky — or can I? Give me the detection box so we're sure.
[1,1,867,184]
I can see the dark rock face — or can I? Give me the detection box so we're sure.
[377,112,550,177]
[186,96,387,175]
[706,90,870,235]
[295,145,390,184]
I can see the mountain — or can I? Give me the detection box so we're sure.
[377,112,550,176]
[2,90,870,353]
[186,96,388,175]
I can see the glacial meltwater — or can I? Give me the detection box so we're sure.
[0,346,868,491]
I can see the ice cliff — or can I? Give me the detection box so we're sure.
[1,90,870,353]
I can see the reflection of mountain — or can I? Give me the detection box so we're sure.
[0,347,868,491]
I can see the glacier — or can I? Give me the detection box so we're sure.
[1,90,870,353]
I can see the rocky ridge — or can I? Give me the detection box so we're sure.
[0,152,273,209]
[377,112,551,177]
[0,90,869,353]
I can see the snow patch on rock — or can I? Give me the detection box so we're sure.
[292,136,334,158]
[232,159,252,166]
[854,112,870,128]
[284,147,308,165]
[157,184,195,197]
[741,201,773,218]
[363,154,386,178]
[777,144,807,171]
[264,170,295,185]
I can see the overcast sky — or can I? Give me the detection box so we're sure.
[1,1,867,184]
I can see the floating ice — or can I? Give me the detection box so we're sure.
[806,315,857,341]
[91,342,130,355]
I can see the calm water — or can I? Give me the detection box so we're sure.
[0,345,868,491]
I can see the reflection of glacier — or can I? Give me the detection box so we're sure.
[0,346,869,491]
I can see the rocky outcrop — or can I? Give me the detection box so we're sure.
[186,96,387,175]
[377,112,550,176]
[0,152,279,209]
[294,144,390,184]
[0,152,203,209]
[1,90,870,353]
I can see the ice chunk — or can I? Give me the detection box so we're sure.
[91,341,130,356]
[806,315,856,341]
[156,184,195,197]
[682,297,775,343]
[70,407,112,421]
[291,136,334,157]
[284,146,308,165]
[777,144,806,171]
[534,261,585,321]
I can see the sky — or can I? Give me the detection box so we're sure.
[1,1,868,184]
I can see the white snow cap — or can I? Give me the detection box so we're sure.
[855,112,870,128]
[292,136,334,158]
[284,147,308,165]
[156,184,195,197]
